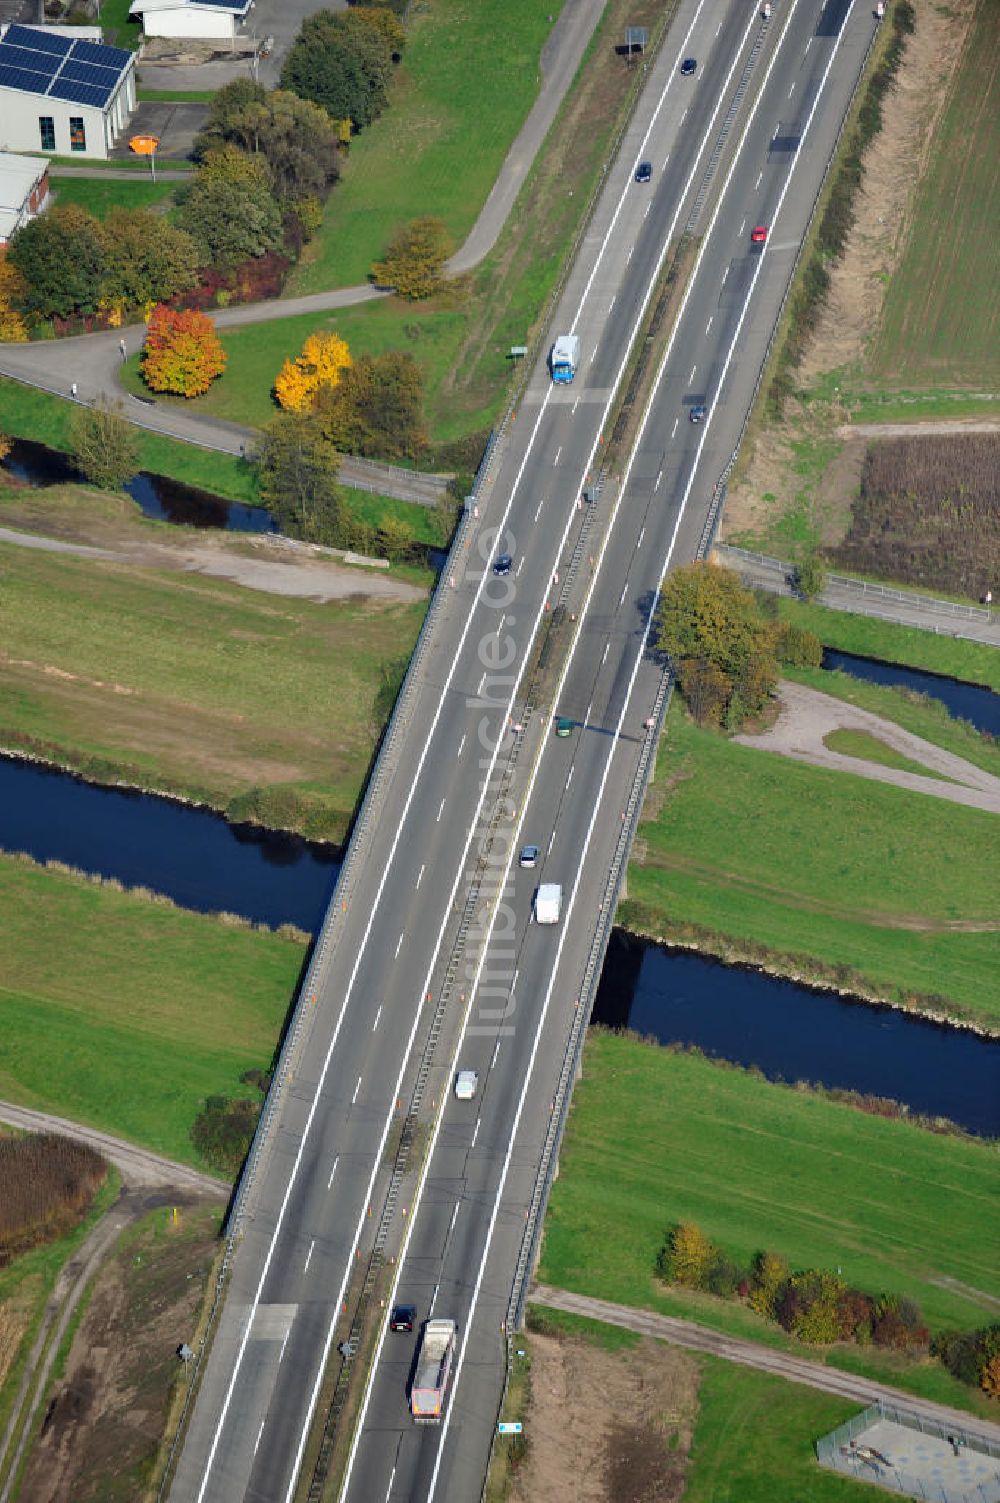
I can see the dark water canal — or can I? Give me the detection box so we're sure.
[0,755,339,932]
[592,932,1000,1137]
[822,648,1000,738]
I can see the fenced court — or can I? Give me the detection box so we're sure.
[817,1402,1000,1502]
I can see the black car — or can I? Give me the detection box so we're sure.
[493,554,513,576]
[689,403,707,424]
[635,160,652,184]
[680,57,697,75]
[389,1304,416,1333]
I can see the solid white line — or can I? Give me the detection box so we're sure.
[471,1117,481,1149]
[351,1077,361,1106]
[416,864,425,888]
[437,798,446,822]
[383,1467,396,1503]
[327,1157,338,1191]
[304,1238,315,1274]
[253,1421,265,1458]
[553,447,562,465]
[429,1281,440,1317]
[637,527,645,548]
[457,733,466,757]
[427,5,848,1492]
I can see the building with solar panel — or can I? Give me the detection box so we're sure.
[0,24,136,160]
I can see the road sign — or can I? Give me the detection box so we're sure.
[498,1422,523,1436]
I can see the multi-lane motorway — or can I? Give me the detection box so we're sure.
[170,1,880,1498]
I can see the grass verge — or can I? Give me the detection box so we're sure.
[0,517,426,838]
[822,728,954,780]
[49,177,178,217]
[0,854,304,1164]
[623,703,1000,1028]
[538,1032,1000,1412]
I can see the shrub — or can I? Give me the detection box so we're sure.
[779,1269,846,1345]
[748,1249,789,1319]
[191,1095,260,1175]
[69,400,141,490]
[658,1221,717,1288]
[792,555,827,601]
[775,621,823,667]
[318,350,428,461]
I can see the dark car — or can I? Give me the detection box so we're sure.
[635,160,652,184]
[493,554,513,576]
[750,224,769,244]
[680,57,697,75]
[389,1304,416,1333]
[689,403,707,424]
[555,717,574,737]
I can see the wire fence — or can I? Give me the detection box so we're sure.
[817,1402,1000,1502]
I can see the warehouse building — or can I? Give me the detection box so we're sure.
[128,0,253,43]
[0,24,137,159]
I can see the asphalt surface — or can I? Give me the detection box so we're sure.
[168,2,886,1500]
[531,1286,1000,1448]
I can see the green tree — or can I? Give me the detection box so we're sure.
[371,216,453,299]
[677,657,730,727]
[281,11,393,128]
[178,170,283,271]
[774,620,823,667]
[658,1222,716,1289]
[319,351,427,461]
[351,6,406,58]
[793,554,828,600]
[256,413,349,545]
[748,1249,789,1319]
[196,86,340,204]
[98,208,199,312]
[69,400,140,490]
[655,562,778,725]
[7,204,106,321]
[376,515,416,561]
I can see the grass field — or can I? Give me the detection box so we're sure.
[287,0,566,294]
[0,529,425,839]
[871,0,1000,390]
[776,599,1000,693]
[50,177,177,217]
[684,1359,872,1503]
[622,705,1000,1027]
[0,855,304,1163]
[538,1032,1000,1408]
[822,728,954,779]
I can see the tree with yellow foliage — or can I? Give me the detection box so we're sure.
[275,331,351,412]
[0,254,28,342]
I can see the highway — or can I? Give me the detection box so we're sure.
[169,1,882,1499]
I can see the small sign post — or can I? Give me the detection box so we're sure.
[129,133,160,184]
[498,1422,523,1436]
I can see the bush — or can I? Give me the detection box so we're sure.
[658,1221,717,1288]
[371,216,453,299]
[775,620,823,667]
[318,350,428,461]
[748,1249,789,1319]
[191,1095,260,1175]
[792,555,827,602]
[69,400,141,490]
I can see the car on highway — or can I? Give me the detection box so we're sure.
[519,844,540,868]
[454,1070,479,1100]
[493,553,513,575]
[680,57,697,75]
[750,224,769,243]
[634,160,652,183]
[555,717,574,737]
[689,403,707,423]
[389,1304,416,1333]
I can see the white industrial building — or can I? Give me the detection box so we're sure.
[128,0,252,42]
[0,23,136,160]
[0,150,50,244]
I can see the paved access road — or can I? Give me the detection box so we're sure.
[169,1,884,1500]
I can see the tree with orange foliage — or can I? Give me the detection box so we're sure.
[0,255,28,342]
[141,305,226,398]
[275,331,351,412]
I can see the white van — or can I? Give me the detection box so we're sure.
[534,883,562,924]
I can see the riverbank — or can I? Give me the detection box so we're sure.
[0,852,305,1166]
[623,698,1000,1031]
[538,1031,1000,1414]
[0,493,428,843]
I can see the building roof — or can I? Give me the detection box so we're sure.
[0,23,132,110]
[130,0,251,14]
[0,148,47,241]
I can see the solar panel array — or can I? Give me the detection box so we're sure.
[189,0,251,9]
[0,23,131,109]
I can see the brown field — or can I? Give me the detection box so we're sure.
[0,1136,108,1264]
[831,433,1000,597]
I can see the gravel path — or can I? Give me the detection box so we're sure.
[0,525,427,603]
[735,681,1000,814]
[838,418,1000,439]
[531,1285,1000,1449]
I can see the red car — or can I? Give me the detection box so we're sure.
[750,225,769,244]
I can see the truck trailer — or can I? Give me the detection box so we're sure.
[410,1319,457,1422]
[550,334,580,383]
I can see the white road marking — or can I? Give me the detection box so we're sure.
[590,341,599,362]
[644,201,651,219]
[585,699,593,723]
[705,316,713,334]
[715,20,722,32]
[663,154,669,167]
[755,170,763,188]
[788,82,796,96]
[572,397,580,414]
[534,499,544,521]
[383,1468,396,1503]
[457,733,466,756]
[437,798,446,822]
[626,246,633,264]
[278,1331,290,1368]
[602,641,610,665]
[637,526,645,548]
[553,447,562,465]
[739,216,746,235]
[491,1039,501,1068]
[671,418,679,438]
[351,1077,361,1105]
[656,467,664,489]
[477,673,485,695]
[327,1157,338,1190]
[680,108,687,123]
[721,263,730,285]
[517,557,525,576]
[618,582,628,608]
[374,1001,384,1028]
[804,36,812,52]
[608,295,616,311]
[471,1116,481,1149]
[689,365,697,382]
[253,1421,265,1458]
[304,1239,315,1274]
[416,863,425,888]
[497,614,505,636]
[566,764,574,789]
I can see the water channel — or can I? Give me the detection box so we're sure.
[822,648,1000,738]
[592,932,1000,1138]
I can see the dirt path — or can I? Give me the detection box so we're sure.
[838,419,1000,440]
[530,1286,1000,1449]
[734,681,1000,814]
[0,525,428,603]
